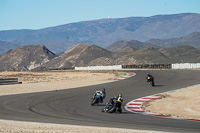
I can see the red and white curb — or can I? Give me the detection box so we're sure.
[125,95,162,113]
[125,94,200,122]
[116,72,136,80]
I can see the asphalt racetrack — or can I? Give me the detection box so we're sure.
[0,70,200,132]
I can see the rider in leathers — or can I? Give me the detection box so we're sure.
[146,73,154,83]
[93,88,106,103]
[112,94,123,113]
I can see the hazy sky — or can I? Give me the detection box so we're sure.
[0,0,200,30]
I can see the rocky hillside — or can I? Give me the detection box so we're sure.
[1,43,200,71]
[34,44,200,70]
[95,46,200,65]
[34,44,112,70]
[106,40,157,51]
[0,13,200,54]
[0,45,57,71]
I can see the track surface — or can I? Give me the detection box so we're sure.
[0,70,200,132]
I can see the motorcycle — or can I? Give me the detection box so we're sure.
[91,93,101,105]
[102,98,122,113]
[147,77,155,87]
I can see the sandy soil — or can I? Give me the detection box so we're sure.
[0,70,169,133]
[144,85,200,120]
[0,119,166,133]
[0,70,125,95]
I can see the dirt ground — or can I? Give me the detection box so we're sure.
[0,70,125,95]
[143,85,200,120]
[0,70,198,133]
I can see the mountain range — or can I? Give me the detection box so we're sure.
[0,42,200,71]
[0,13,200,54]
[34,44,200,71]
[0,29,200,71]
[107,32,200,51]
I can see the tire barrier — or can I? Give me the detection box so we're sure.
[0,78,22,85]
[122,64,172,69]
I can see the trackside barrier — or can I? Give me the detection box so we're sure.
[75,63,200,70]
[122,64,171,69]
[0,78,22,85]
[75,65,122,70]
[172,63,200,69]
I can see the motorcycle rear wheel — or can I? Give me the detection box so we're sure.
[107,104,117,113]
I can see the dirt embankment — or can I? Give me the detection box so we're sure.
[143,85,200,120]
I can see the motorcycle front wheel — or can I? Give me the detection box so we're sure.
[91,98,97,105]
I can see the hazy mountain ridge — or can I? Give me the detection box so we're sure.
[0,41,21,54]
[0,13,200,54]
[147,32,200,47]
[106,32,200,51]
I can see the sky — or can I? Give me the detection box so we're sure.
[0,0,200,31]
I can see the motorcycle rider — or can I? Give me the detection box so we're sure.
[93,89,106,103]
[146,73,155,86]
[146,73,154,82]
[112,94,123,113]
[102,88,106,100]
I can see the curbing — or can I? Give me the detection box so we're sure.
[125,94,200,122]
[116,72,136,80]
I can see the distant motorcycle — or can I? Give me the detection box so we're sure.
[102,98,122,113]
[147,76,155,86]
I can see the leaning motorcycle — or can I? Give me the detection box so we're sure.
[91,93,101,105]
[102,98,122,113]
[147,77,155,86]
